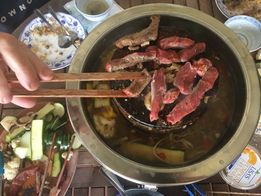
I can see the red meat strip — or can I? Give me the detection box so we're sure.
[146,46,180,64]
[150,68,166,122]
[115,15,160,49]
[192,58,212,77]
[123,69,151,97]
[156,47,180,64]
[105,51,156,72]
[163,88,180,104]
[106,46,181,72]
[159,36,195,49]
[166,67,219,125]
[179,42,206,62]
[173,62,197,95]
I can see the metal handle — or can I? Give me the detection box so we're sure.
[100,168,126,195]
[34,8,77,48]
[34,9,53,30]
[100,167,163,196]
[47,5,79,49]
[48,6,70,36]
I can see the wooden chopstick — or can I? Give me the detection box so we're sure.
[8,71,150,98]
[39,133,57,196]
[11,89,134,98]
[54,135,75,191]
[7,72,146,83]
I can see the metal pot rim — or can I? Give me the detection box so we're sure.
[66,4,260,185]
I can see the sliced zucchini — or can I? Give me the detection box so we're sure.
[0,116,17,132]
[52,103,65,117]
[51,152,61,177]
[72,133,82,149]
[20,131,31,158]
[20,131,31,147]
[4,102,59,143]
[31,120,44,161]
[5,126,25,143]
[35,103,55,119]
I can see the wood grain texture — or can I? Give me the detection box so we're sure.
[199,0,213,16]
[144,0,173,3]
[173,0,186,5]
[11,89,133,98]
[115,0,131,9]
[77,149,101,167]
[186,0,199,9]
[129,0,144,6]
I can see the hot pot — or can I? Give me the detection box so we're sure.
[66,4,260,186]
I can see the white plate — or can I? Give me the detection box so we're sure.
[19,12,86,70]
[225,15,261,52]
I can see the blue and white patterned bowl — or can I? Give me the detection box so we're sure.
[225,15,261,52]
[19,12,86,70]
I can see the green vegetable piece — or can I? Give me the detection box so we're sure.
[0,116,17,132]
[20,131,31,158]
[44,113,54,123]
[44,130,52,147]
[5,127,25,143]
[51,152,61,177]
[52,103,65,117]
[56,133,63,146]
[5,102,56,143]
[35,102,55,119]
[31,120,44,161]
[49,116,67,132]
[61,133,70,150]
[72,133,82,149]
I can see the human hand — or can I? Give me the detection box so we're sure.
[0,32,53,108]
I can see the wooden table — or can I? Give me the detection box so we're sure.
[3,0,261,195]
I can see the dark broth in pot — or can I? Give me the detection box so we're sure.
[82,22,240,167]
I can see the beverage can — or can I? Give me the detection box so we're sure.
[220,145,261,190]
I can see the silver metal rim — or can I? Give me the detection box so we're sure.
[66,4,260,185]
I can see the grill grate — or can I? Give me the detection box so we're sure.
[65,183,261,196]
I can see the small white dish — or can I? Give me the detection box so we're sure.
[74,0,113,22]
[224,15,261,52]
[19,12,86,70]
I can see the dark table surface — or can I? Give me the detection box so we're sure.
[3,0,261,195]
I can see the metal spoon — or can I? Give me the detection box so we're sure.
[48,6,79,46]
[34,9,74,48]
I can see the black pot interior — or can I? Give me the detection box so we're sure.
[80,15,246,167]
